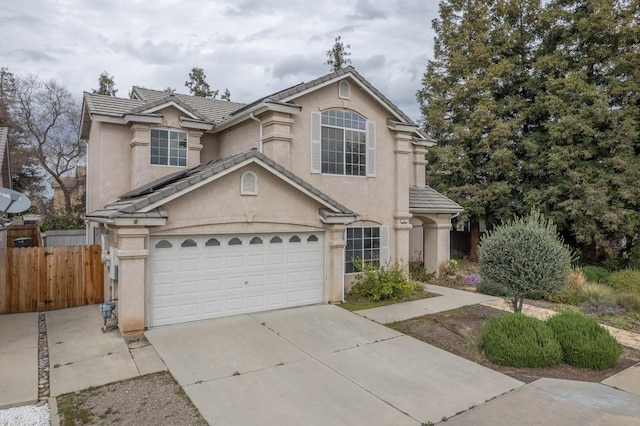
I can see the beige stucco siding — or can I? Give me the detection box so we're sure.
[149,165,328,236]
[87,121,132,211]
[214,120,260,160]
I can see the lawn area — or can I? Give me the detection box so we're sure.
[339,286,437,311]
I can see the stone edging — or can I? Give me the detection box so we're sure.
[38,313,50,400]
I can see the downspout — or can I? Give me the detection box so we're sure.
[249,113,263,153]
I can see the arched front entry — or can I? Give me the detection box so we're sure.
[410,213,459,276]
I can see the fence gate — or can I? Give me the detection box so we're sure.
[0,245,104,314]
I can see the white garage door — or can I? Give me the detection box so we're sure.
[148,232,324,326]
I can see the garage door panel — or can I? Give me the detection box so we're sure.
[179,280,199,296]
[203,300,224,315]
[226,297,245,313]
[227,255,244,269]
[149,232,325,326]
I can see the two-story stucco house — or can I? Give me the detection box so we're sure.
[80,67,462,335]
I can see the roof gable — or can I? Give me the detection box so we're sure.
[88,150,357,224]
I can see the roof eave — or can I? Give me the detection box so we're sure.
[319,209,359,224]
[179,117,215,131]
[409,208,464,215]
[213,101,302,133]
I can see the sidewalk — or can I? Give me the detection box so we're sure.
[0,312,38,409]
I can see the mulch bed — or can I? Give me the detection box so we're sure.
[389,304,640,384]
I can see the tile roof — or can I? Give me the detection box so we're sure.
[409,186,463,213]
[132,87,246,123]
[83,68,430,143]
[83,92,146,117]
[87,150,357,220]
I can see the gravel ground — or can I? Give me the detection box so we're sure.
[0,403,49,426]
[55,372,207,426]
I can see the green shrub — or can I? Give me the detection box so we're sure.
[408,259,435,283]
[545,269,587,304]
[547,311,622,370]
[349,260,421,301]
[580,265,611,283]
[578,283,615,301]
[627,245,640,270]
[616,292,640,313]
[480,313,563,368]
[479,211,575,312]
[605,269,640,296]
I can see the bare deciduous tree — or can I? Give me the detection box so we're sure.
[9,75,84,213]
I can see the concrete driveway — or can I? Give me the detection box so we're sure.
[146,304,522,425]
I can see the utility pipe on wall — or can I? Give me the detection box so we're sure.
[249,113,263,153]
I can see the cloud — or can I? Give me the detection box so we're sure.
[270,54,321,80]
[348,0,388,20]
[7,49,58,63]
[223,0,277,16]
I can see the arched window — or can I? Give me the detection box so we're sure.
[241,171,258,195]
[181,239,197,247]
[270,236,283,244]
[228,237,242,246]
[311,109,375,177]
[250,237,263,245]
[338,80,351,99]
[307,235,319,242]
[205,238,220,247]
[289,235,301,243]
[155,240,172,249]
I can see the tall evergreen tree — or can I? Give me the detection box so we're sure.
[523,0,640,258]
[326,36,352,72]
[185,67,218,98]
[418,0,541,260]
[93,71,117,96]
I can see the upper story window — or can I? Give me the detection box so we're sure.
[321,110,366,176]
[150,129,187,166]
[310,110,375,177]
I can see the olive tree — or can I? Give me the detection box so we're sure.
[478,211,575,312]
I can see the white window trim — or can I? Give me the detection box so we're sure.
[150,128,188,167]
[240,170,258,195]
[344,225,389,274]
[311,110,375,177]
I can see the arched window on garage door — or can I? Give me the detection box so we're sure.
[155,240,172,249]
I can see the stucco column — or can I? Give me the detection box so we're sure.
[423,221,452,276]
[261,111,294,169]
[327,225,346,302]
[114,227,149,336]
[187,130,204,168]
[394,132,413,263]
[129,124,150,189]
[412,144,427,187]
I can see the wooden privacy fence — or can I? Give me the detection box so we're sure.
[0,245,104,314]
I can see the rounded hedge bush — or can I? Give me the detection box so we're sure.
[481,313,563,368]
[546,311,622,370]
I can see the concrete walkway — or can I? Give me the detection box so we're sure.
[0,312,38,409]
[46,305,166,397]
[353,284,498,323]
[0,305,167,411]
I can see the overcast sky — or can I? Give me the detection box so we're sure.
[1,0,440,122]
